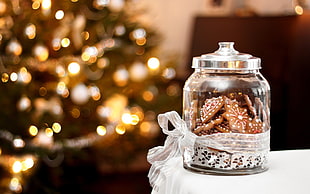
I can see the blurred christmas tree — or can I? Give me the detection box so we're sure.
[0,0,181,193]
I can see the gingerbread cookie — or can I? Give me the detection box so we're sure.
[193,116,223,135]
[200,96,225,123]
[214,121,230,133]
[244,94,256,117]
[246,117,263,134]
[223,99,250,133]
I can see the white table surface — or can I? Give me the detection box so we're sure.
[151,149,310,194]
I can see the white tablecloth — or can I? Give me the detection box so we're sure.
[151,149,310,194]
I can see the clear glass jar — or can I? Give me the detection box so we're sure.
[183,42,270,175]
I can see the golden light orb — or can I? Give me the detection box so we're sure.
[45,128,53,137]
[295,5,303,15]
[1,73,9,82]
[96,125,107,136]
[41,0,51,10]
[68,62,80,75]
[115,124,126,135]
[61,38,70,47]
[52,122,61,133]
[55,10,64,20]
[12,161,22,173]
[147,57,160,70]
[29,125,38,136]
[25,23,36,39]
[10,72,18,82]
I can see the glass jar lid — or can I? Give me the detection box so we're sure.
[192,42,261,70]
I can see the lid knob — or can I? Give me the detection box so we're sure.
[214,42,239,56]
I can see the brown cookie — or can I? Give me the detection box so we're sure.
[193,116,223,135]
[200,96,225,123]
[246,117,264,134]
[189,100,198,131]
[223,99,250,133]
[214,120,230,133]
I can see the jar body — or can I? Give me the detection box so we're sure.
[182,68,270,175]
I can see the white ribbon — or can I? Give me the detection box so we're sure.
[147,111,270,189]
[147,111,195,190]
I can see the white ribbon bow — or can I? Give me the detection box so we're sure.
[147,111,195,190]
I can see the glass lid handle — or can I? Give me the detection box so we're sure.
[214,42,239,56]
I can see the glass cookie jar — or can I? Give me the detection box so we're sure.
[182,42,270,175]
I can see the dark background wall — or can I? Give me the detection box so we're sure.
[187,13,310,150]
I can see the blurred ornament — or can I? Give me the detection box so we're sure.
[109,0,124,12]
[93,0,110,10]
[97,57,110,69]
[17,67,32,84]
[115,25,126,36]
[89,85,101,101]
[6,39,22,56]
[33,44,49,61]
[142,86,158,102]
[113,67,129,86]
[131,28,146,40]
[81,46,98,62]
[56,81,69,97]
[70,83,90,105]
[9,177,22,193]
[24,23,36,39]
[96,105,111,119]
[162,67,176,80]
[52,38,61,51]
[13,137,25,148]
[56,65,66,77]
[32,130,54,148]
[17,95,31,111]
[129,62,148,82]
